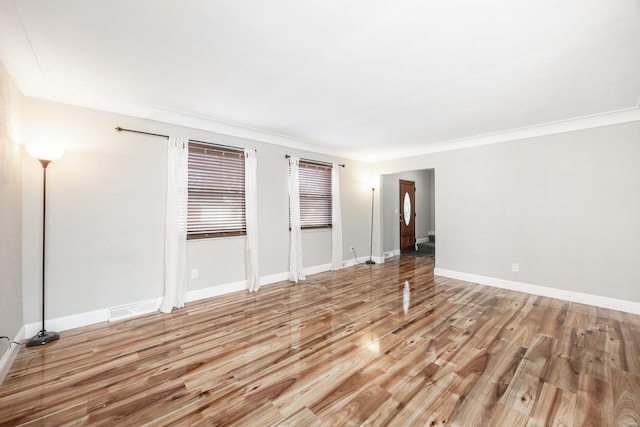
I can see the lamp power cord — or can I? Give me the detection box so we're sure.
[351,248,362,264]
[0,336,24,346]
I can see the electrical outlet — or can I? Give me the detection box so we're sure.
[350,246,355,252]
[191,268,199,279]
[511,263,519,273]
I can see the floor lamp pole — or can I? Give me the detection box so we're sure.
[25,158,60,347]
[365,187,376,265]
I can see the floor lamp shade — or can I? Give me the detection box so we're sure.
[24,144,63,347]
[25,143,64,162]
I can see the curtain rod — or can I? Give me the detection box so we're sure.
[115,126,252,152]
[115,126,169,139]
[285,154,345,167]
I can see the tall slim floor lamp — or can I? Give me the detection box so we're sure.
[365,187,376,265]
[25,145,63,347]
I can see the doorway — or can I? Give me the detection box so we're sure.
[399,179,415,252]
[381,169,434,259]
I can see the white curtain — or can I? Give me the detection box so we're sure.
[160,136,189,313]
[245,149,260,292]
[288,156,305,282]
[331,164,343,271]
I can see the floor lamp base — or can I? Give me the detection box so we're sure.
[25,330,60,347]
[365,260,376,265]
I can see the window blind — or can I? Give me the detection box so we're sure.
[297,160,332,229]
[187,142,245,239]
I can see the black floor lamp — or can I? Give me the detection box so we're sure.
[365,186,376,265]
[24,145,63,347]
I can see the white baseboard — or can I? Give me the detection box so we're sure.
[0,260,372,383]
[109,298,162,321]
[343,254,387,265]
[16,262,349,350]
[304,263,331,276]
[345,255,367,265]
[185,265,334,301]
[0,326,25,386]
[186,264,336,300]
[434,268,640,315]
[262,271,289,285]
[186,280,247,302]
[384,249,400,259]
[342,258,356,268]
[24,309,109,337]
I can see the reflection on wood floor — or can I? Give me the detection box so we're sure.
[2,255,640,426]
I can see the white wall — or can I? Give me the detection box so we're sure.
[21,100,167,321]
[20,98,374,323]
[375,121,640,303]
[0,62,23,362]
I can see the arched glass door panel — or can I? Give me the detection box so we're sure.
[403,192,411,226]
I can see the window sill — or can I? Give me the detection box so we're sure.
[301,227,332,234]
[187,234,246,242]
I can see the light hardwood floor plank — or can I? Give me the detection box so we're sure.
[1,255,639,426]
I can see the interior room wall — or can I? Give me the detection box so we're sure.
[343,166,381,264]
[0,62,23,362]
[382,169,434,253]
[19,97,373,323]
[428,169,435,233]
[375,121,640,303]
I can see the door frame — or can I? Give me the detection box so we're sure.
[399,179,416,252]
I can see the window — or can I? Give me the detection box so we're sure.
[294,160,333,229]
[187,142,245,239]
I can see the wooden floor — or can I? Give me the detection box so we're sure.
[2,256,640,426]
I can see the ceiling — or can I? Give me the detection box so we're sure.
[1,0,639,162]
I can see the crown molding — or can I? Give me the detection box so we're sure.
[375,106,640,162]
[23,82,640,164]
[25,86,350,159]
